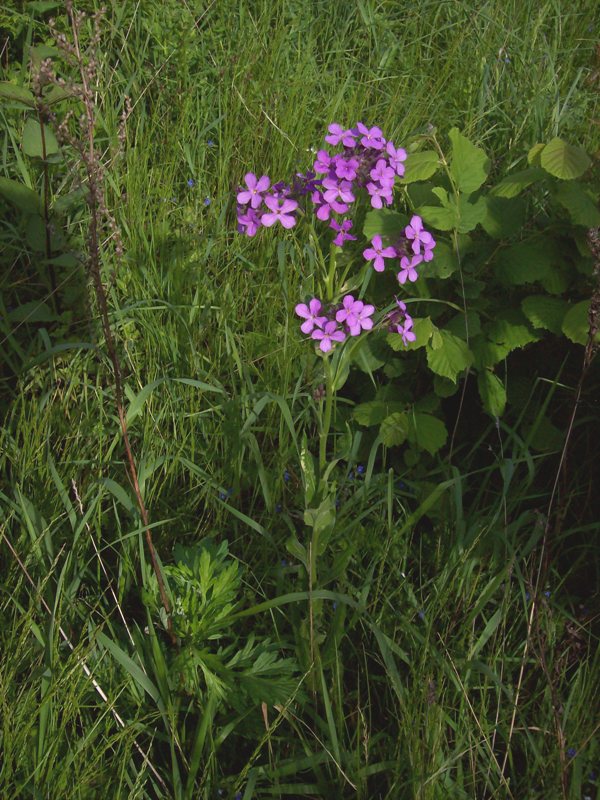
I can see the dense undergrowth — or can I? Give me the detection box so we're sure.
[1,1,599,798]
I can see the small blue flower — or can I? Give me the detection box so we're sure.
[218,487,233,501]
[275,503,282,513]
[418,609,426,621]
[589,770,597,781]
[356,464,365,475]
[234,793,242,800]
[283,470,291,482]
[544,590,551,598]
[203,196,211,206]
[567,747,577,759]
[280,558,288,568]
[187,178,195,188]
[207,139,215,147]
[332,601,337,611]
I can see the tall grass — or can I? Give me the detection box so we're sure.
[1,0,599,797]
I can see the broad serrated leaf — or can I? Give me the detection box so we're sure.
[490,167,545,198]
[418,204,456,230]
[387,317,433,351]
[521,295,568,334]
[363,208,406,241]
[354,400,405,426]
[448,128,490,194]
[445,310,481,340]
[553,181,600,227]
[425,240,457,278]
[527,143,545,165]
[426,330,473,382]
[433,375,459,397]
[407,412,448,455]
[482,195,526,238]
[471,336,510,368]
[486,311,539,352]
[0,81,35,106]
[0,177,41,213]
[561,301,592,345]
[455,195,487,233]
[540,137,591,180]
[22,117,59,158]
[477,370,506,417]
[400,151,440,183]
[494,240,555,286]
[380,412,409,446]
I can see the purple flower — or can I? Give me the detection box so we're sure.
[187,178,195,188]
[356,122,386,150]
[237,207,262,237]
[330,218,356,247]
[336,295,375,336]
[261,196,298,228]
[363,234,397,272]
[567,747,577,759]
[295,298,327,334]
[311,191,333,221]
[405,215,435,256]
[311,320,346,352]
[313,149,332,174]
[237,173,270,209]
[271,181,292,199]
[397,316,416,346]
[397,254,423,284]
[334,156,360,181]
[322,177,355,208]
[370,159,395,187]
[325,123,356,148]
[366,181,393,209]
[203,196,211,206]
[386,142,408,176]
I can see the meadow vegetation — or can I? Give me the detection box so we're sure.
[1,1,599,798]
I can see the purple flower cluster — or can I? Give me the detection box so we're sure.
[387,298,416,347]
[363,215,435,285]
[236,173,299,236]
[295,295,375,353]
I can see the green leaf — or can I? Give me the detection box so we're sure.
[351,334,386,373]
[482,196,526,238]
[363,208,406,241]
[426,330,473,383]
[0,177,41,213]
[353,400,405,426]
[521,295,568,334]
[418,203,456,230]
[8,301,58,323]
[387,317,434,351]
[477,370,507,417]
[445,310,481,340]
[96,631,161,703]
[25,214,47,252]
[455,195,487,233]
[419,194,486,233]
[126,378,165,424]
[553,181,600,227]
[380,412,409,446]
[471,336,510,369]
[22,117,59,158]
[0,81,35,107]
[426,240,457,278]
[540,137,591,180]
[448,128,490,194]
[300,435,317,505]
[494,240,555,286]
[490,167,545,198]
[407,412,448,455]
[561,301,591,345]
[400,151,440,183]
[486,311,540,353]
[433,375,459,397]
[527,143,545,165]
[304,495,336,555]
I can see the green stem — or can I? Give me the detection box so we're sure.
[319,356,334,472]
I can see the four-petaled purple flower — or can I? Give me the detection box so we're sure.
[336,295,375,336]
[370,159,395,187]
[261,196,298,228]
[398,254,423,284]
[311,320,346,353]
[325,123,356,148]
[295,298,327,334]
[237,173,270,209]
[330,218,357,247]
[386,142,407,176]
[363,235,397,272]
[237,207,261,237]
[405,215,435,257]
[356,122,386,150]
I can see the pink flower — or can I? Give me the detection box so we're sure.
[397,254,423,284]
[311,320,346,353]
[261,196,298,228]
[335,295,375,336]
[237,173,270,209]
[356,122,386,150]
[295,298,328,334]
[370,159,395,187]
[405,215,435,256]
[386,142,407,176]
[363,235,397,272]
[366,181,393,209]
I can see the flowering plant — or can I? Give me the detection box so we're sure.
[236,122,436,355]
